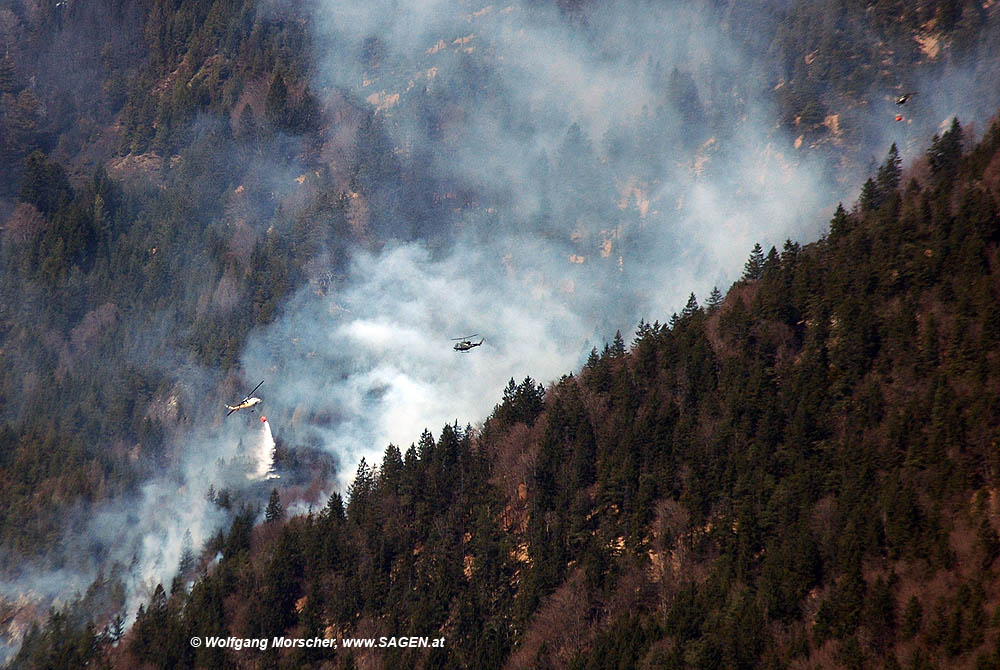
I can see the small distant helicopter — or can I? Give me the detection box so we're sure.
[226,380,264,416]
[452,335,485,352]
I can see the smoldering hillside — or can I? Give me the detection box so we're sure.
[244,0,879,476]
[4,0,1000,663]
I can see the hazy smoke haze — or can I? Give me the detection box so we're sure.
[5,0,1000,659]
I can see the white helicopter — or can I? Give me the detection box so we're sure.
[226,380,264,416]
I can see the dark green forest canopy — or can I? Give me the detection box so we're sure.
[13,114,1000,669]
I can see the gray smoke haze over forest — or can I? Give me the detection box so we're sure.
[263,0,1000,487]
[5,0,1000,661]
[245,0,834,478]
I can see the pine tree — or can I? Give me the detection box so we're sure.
[612,330,626,357]
[417,429,435,461]
[347,458,375,519]
[829,203,850,237]
[707,286,723,312]
[502,378,517,405]
[901,596,922,640]
[762,246,780,278]
[781,239,800,267]
[178,530,195,576]
[743,243,765,280]
[265,488,283,522]
[977,517,999,568]
[633,319,651,347]
[681,292,699,318]
[380,444,403,492]
[928,118,964,181]
[876,143,902,196]
[858,177,878,213]
[324,491,346,521]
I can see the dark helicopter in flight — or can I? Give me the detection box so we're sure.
[452,335,485,352]
[226,380,264,416]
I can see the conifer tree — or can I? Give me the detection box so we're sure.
[612,330,626,357]
[743,243,765,280]
[781,239,800,265]
[265,488,283,523]
[417,429,435,461]
[19,150,73,215]
[380,444,403,491]
[858,177,878,213]
[876,143,902,195]
[901,596,922,640]
[762,246,780,278]
[829,203,850,237]
[928,118,964,181]
[707,286,723,312]
[681,292,699,318]
[633,318,651,346]
[347,458,375,520]
[178,530,195,576]
[324,491,346,521]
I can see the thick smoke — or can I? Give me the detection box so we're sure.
[0,414,283,636]
[272,0,1000,482]
[86,0,839,626]
[239,0,835,478]
[6,0,1000,660]
[241,241,598,485]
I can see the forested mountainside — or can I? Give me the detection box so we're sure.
[13,114,1000,670]
[3,0,1000,573]
[4,0,1000,666]
[0,0,343,574]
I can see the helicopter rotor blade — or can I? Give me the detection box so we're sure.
[450,334,479,340]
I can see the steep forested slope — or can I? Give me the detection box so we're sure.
[5,0,1000,666]
[14,115,1000,670]
[3,0,1000,573]
[0,0,355,572]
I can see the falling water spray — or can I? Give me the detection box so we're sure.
[250,417,278,481]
